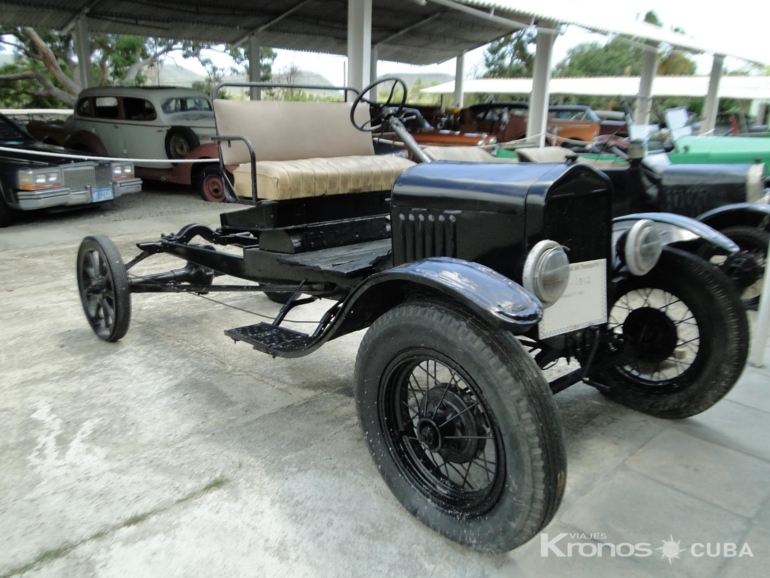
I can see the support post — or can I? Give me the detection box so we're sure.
[347,0,372,91]
[454,51,465,108]
[750,241,770,367]
[73,15,91,89]
[701,54,725,135]
[527,21,557,147]
[370,44,378,84]
[634,42,659,125]
[248,34,262,100]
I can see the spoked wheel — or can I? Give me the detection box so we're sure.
[355,300,566,553]
[595,247,748,419]
[698,225,768,310]
[77,235,131,342]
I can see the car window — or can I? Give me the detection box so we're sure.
[123,97,157,121]
[0,116,33,142]
[77,98,92,117]
[160,97,212,114]
[94,97,119,119]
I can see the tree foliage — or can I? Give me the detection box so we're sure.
[482,30,536,78]
[0,27,275,108]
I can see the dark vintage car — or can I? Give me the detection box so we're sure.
[74,79,749,554]
[373,105,496,149]
[495,143,769,308]
[0,113,142,227]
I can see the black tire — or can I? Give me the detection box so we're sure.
[165,126,200,160]
[198,165,230,203]
[76,235,131,342]
[354,300,566,553]
[698,225,768,310]
[595,247,748,419]
[264,291,292,304]
[0,195,14,228]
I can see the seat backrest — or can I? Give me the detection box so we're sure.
[516,146,576,163]
[214,100,375,165]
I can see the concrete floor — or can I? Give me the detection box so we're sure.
[1,187,769,577]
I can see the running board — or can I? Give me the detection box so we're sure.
[225,323,317,357]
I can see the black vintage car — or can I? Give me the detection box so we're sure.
[74,79,749,553]
[509,144,769,308]
[0,113,142,227]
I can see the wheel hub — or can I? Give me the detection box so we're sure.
[723,252,763,290]
[422,386,486,464]
[623,307,678,364]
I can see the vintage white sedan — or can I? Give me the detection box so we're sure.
[64,87,230,202]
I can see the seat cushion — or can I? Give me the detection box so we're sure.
[516,147,577,163]
[234,155,415,201]
[422,146,515,162]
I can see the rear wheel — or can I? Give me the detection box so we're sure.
[596,247,748,419]
[165,126,200,159]
[698,225,767,310]
[355,300,566,553]
[77,235,131,342]
[198,165,229,203]
[264,291,292,304]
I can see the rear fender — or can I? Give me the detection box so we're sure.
[698,203,770,232]
[613,212,738,255]
[330,257,543,340]
[63,131,108,156]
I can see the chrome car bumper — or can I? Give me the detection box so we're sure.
[16,178,141,210]
[114,177,142,196]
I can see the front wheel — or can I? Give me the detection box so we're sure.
[595,247,748,419]
[77,235,131,342]
[354,301,566,553]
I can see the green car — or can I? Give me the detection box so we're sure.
[665,108,770,180]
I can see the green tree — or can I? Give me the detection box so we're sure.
[0,27,275,108]
[482,30,536,78]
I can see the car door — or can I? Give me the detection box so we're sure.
[120,97,170,168]
[90,96,124,156]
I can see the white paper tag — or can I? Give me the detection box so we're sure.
[539,259,608,339]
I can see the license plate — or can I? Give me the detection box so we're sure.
[539,259,608,338]
[91,186,114,203]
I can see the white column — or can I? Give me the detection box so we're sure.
[347,0,372,91]
[370,44,378,84]
[74,16,91,89]
[248,33,262,100]
[749,241,770,367]
[454,52,465,108]
[701,54,725,135]
[634,42,659,125]
[527,21,557,147]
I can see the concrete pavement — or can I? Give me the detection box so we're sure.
[0,189,768,577]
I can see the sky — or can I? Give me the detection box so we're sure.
[178,0,769,84]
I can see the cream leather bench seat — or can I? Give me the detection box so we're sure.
[515,146,629,170]
[232,155,414,201]
[421,146,515,163]
[214,99,415,201]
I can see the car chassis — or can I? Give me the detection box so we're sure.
[76,79,750,553]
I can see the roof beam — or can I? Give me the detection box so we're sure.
[61,0,103,35]
[424,0,557,35]
[373,10,447,47]
[233,0,315,47]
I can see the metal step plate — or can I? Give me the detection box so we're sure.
[225,322,314,355]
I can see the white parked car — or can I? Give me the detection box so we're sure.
[64,87,230,202]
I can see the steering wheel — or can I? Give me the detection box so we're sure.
[350,77,407,132]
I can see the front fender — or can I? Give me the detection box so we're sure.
[698,203,770,231]
[613,212,738,254]
[330,257,542,340]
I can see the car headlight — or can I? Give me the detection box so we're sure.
[523,240,570,307]
[18,168,62,190]
[620,219,663,276]
[111,162,135,180]
[746,163,765,203]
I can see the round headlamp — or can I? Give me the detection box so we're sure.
[623,219,663,276]
[523,240,570,307]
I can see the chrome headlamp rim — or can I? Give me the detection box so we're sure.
[523,239,570,308]
[623,219,663,276]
